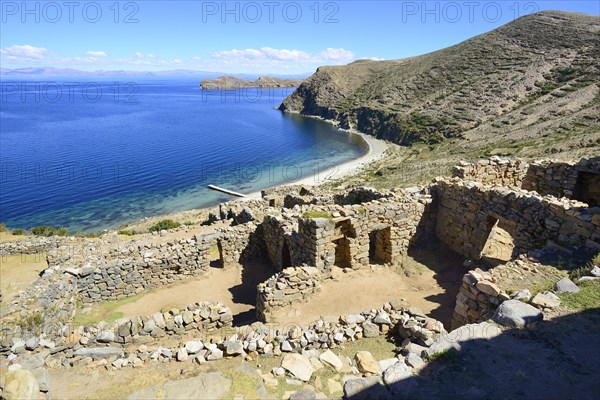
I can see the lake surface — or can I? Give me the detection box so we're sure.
[0,78,365,232]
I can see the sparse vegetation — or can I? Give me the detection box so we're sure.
[302,211,334,219]
[148,219,181,232]
[9,228,25,236]
[559,280,600,311]
[0,224,8,233]
[30,225,69,237]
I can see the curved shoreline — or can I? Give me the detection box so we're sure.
[1,112,389,233]
[120,114,389,230]
[242,112,388,200]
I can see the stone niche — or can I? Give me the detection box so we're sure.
[573,170,600,207]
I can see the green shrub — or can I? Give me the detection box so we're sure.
[0,224,8,232]
[11,228,25,236]
[118,230,136,236]
[31,225,70,237]
[148,219,181,232]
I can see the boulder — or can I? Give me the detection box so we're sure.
[207,348,223,361]
[362,322,380,338]
[512,290,531,301]
[289,388,317,400]
[531,292,561,309]
[383,362,417,395]
[493,299,543,328]
[2,369,40,400]
[319,350,343,372]
[355,351,380,375]
[405,352,426,370]
[554,278,580,293]
[177,348,188,362]
[281,353,314,382]
[343,377,390,400]
[185,340,204,354]
[225,341,244,357]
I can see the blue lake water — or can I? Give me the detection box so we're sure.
[0,78,366,232]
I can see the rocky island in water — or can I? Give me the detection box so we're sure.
[199,75,304,90]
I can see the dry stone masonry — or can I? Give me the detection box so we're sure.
[1,155,599,385]
[256,266,322,322]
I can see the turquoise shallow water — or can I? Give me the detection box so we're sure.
[0,78,366,232]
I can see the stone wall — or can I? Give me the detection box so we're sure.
[451,255,567,329]
[214,222,265,268]
[453,156,600,205]
[1,267,79,345]
[522,157,600,202]
[452,157,528,187]
[433,178,600,261]
[256,266,322,322]
[296,190,435,274]
[75,301,232,346]
[76,235,213,303]
[2,301,447,371]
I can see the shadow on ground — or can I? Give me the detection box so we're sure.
[228,256,274,326]
[347,307,600,400]
[407,239,467,328]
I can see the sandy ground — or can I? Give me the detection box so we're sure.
[85,242,465,330]
[271,263,463,328]
[0,254,46,308]
[114,261,273,325]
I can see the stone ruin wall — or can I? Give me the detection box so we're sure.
[433,178,600,261]
[75,236,213,303]
[296,191,436,276]
[454,156,600,202]
[1,270,78,344]
[256,266,322,322]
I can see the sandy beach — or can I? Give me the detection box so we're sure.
[241,124,388,200]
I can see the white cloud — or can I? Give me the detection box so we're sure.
[317,48,355,62]
[0,45,53,60]
[85,51,108,57]
[1,44,373,74]
[210,47,354,65]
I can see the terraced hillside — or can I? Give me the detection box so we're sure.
[280,10,600,157]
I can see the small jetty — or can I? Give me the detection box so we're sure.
[207,184,247,198]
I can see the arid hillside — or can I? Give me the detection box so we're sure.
[280,10,599,157]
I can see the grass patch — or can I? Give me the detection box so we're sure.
[72,292,154,326]
[303,211,334,219]
[426,349,461,367]
[558,280,600,312]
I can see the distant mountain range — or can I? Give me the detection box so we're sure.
[0,67,308,80]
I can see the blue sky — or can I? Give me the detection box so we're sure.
[1,1,598,74]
